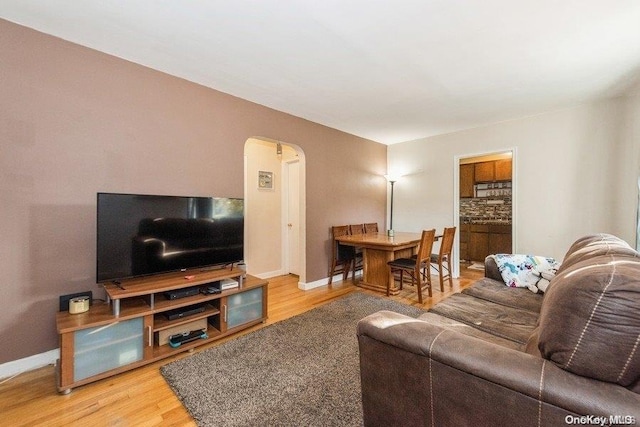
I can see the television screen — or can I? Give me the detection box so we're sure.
[97,193,244,283]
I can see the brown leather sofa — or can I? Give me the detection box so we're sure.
[357,234,640,426]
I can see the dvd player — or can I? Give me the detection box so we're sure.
[164,286,201,300]
[163,304,205,320]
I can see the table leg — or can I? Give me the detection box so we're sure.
[356,246,415,295]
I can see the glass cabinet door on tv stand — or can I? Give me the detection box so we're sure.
[225,287,265,330]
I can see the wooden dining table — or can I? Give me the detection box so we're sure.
[335,232,424,295]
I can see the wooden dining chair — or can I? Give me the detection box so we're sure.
[431,226,456,291]
[349,224,365,235]
[364,223,378,233]
[328,225,355,284]
[348,224,365,280]
[387,229,436,303]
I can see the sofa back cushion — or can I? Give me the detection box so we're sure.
[537,250,640,390]
[557,233,638,275]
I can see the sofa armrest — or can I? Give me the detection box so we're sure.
[484,255,503,282]
[357,311,640,427]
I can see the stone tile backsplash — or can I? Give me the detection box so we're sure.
[460,197,512,224]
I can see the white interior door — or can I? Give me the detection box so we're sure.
[285,160,300,275]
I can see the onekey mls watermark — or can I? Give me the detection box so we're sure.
[565,415,636,426]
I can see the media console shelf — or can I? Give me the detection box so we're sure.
[56,267,267,394]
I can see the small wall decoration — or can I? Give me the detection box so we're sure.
[258,171,274,189]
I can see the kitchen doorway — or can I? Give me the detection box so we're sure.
[455,149,516,274]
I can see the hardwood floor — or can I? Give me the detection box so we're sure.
[0,266,483,427]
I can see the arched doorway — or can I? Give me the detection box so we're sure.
[244,138,306,285]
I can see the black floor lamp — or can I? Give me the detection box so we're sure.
[384,174,399,236]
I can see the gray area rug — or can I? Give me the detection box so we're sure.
[161,292,425,427]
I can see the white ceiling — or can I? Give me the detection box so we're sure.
[2,1,640,144]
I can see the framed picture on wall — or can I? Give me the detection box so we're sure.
[258,171,274,190]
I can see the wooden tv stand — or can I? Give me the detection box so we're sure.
[56,267,267,394]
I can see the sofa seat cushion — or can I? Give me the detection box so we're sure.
[537,252,640,390]
[462,278,543,313]
[417,312,523,350]
[428,293,538,345]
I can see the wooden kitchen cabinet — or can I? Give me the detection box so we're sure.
[474,162,495,182]
[469,225,490,262]
[494,159,512,181]
[459,164,475,198]
[473,160,512,182]
[459,224,470,261]
[489,224,512,254]
[466,224,512,262]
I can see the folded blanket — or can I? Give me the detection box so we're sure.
[491,254,559,293]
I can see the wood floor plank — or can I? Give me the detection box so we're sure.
[0,267,483,426]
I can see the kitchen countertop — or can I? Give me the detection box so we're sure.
[461,218,512,225]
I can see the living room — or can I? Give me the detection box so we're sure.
[1,2,640,425]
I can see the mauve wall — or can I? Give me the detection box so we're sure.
[0,19,386,363]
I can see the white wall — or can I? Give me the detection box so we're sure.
[620,92,640,251]
[245,138,298,277]
[388,94,640,262]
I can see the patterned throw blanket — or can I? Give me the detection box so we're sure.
[491,254,560,293]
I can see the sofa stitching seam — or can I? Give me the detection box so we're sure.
[617,332,640,383]
[565,257,616,369]
[537,360,546,427]
[428,330,446,427]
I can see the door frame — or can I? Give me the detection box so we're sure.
[453,147,517,277]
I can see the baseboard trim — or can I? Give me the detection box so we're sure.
[0,349,59,380]
[252,269,286,280]
[298,276,330,290]
[298,271,362,290]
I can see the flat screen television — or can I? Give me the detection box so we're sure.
[96,192,244,283]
